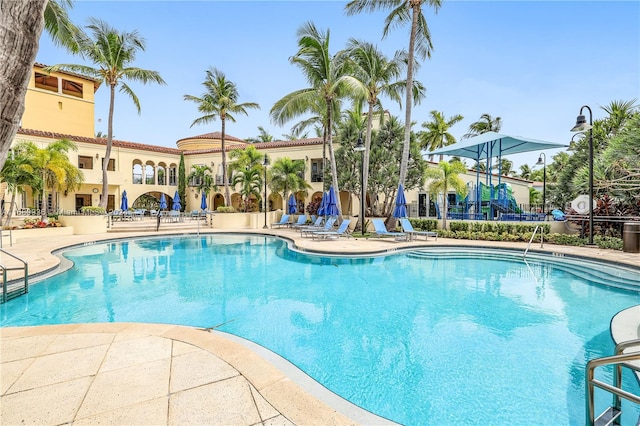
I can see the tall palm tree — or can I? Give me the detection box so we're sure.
[271,22,364,219]
[0,142,35,227]
[463,113,502,139]
[345,0,442,189]
[185,67,259,207]
[46,19,165,209]
[519,164,533,180]
[268,157,310,211]
[424,160,467,230]
[345,39,415,229]
[229,145,264,174]
[419,110,463,162]
[0,0,82,169]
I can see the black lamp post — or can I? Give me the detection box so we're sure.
[354,134,365,233]
[535,152,546,216]
[262,154,270,229]
[570,105,594,245]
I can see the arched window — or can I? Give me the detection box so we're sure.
[168,164,177,186]
[157,163,166,185]
[145,162,155,185]
[132,163,143,184]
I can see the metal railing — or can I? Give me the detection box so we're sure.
[1,248,28,303]
[523,225,544,258]
[586,338,640,426]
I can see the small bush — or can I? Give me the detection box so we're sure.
[216,206,236,213]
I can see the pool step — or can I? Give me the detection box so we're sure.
[406,249,640,291]
[594,406,621,426]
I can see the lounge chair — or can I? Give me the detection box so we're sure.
[400,218,437,241]
[301,217,336,237]
[290,215,308,229]
[271,214,291,228]
[311,219,351,240]
[297,216,323,233]
[371,218,408,241]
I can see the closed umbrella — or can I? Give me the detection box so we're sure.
[200,192,208,210]
[317,191,327,216]
[120,190,128,211]
[172,191,181,211]
[392,184,408,218]
[326,186,339,216]
[159,193,167,210]
[287,194,297,214]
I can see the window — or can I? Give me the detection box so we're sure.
[157,166,166,185]
[34,72,58,92]
[168,167,177,186]
[61,79,83,98]
[311,160,322,182]
[189,176,202,187]
[132,164,143,184]
[145,164,155,185]
[101,158,116,171]
[78,155,93,170]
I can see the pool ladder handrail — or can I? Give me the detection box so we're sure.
[523,225,544,258]
[1,248,29,303]
[586,338,640,426]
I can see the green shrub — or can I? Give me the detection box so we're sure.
[216,206,236,213]
[409,218,438,231]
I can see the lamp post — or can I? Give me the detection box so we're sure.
[535,152,546,216]
[262,154,270,229]
[354,134,365,233]
[570,105,594,245]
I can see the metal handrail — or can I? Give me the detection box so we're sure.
[0,228,13,248]
[523,225,544,258]
[0,248,29,303]
[586,338,640,426]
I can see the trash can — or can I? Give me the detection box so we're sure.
[622,222,640,253]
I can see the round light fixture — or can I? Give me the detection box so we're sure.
[92,188,99,193]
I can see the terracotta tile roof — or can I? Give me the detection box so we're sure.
[182,137,325,155]
[33,62,101,89]
[177,132,247,144]
[16,128,182,155]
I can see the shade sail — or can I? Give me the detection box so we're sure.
[427,132,567,161]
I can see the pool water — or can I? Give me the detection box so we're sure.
[2,235,639,425]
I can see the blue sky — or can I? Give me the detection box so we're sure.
[35,1,639,169]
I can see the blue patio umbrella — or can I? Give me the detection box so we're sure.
[393,184,408,218]
[159,193,167,210]
[317,191,327,216]
[287,193,297,214]
[200,192,208,210]
[326,185,339,216]
[172,190,181,211]
[120,190,128,211]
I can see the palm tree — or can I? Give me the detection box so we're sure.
[185,67,259,207]
[601,98,638,136]
[232,168,263,212]
[186,164,215,201]
[268,157,310,211]
[345,0,443,189]
[0,0,83,169]
[229,145,264,174]
[46,19,165,209]
[345,39,413,230]
[0,142,35,227]
[500,158,515,177]
[464,113,502,139]
[519,164,533,180]
[424,160,467,230]
[419,110,463,162]
[281,127,310,141]
[24,139,83,220]
[271,22,364,219]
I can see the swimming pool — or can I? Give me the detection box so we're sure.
[2,234,639,425]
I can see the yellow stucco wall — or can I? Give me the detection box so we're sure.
[21,65,97,138]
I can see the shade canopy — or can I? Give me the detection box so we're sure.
[392,184,407,218]
[159,193,167,210]
[326,186,339,216]
[120,191,128,211]
[287,194,297,214]
[200,192,207,210]
[172,191,181,211]
[428,131,567,161]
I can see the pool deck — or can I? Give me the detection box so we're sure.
[1,227,639,425]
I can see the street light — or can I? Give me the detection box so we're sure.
[262,154,270,229]
[354,133,365,233]
[570,105,594,245]
[535,152,546,216]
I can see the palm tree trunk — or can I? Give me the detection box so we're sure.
[4,189,18,228]
[100,84,116,209]
[361,103,374,230]
[40,170,48,221]
[326,102,343,221]
[322,126,327,191]
[221,118,231,207]
[0,0,47,170]
[398,2,420,188]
